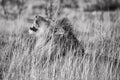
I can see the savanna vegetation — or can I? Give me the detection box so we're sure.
[0,0,120,80]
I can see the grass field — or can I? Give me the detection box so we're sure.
[0,0,120,80]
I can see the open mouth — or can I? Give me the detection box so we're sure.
[29,26,38,34]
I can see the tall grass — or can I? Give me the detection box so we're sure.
[0,0,120,80]
[0,15,120,80]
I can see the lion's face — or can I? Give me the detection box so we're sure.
[29,16,50,37]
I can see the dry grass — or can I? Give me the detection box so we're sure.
[0,0,120,80]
